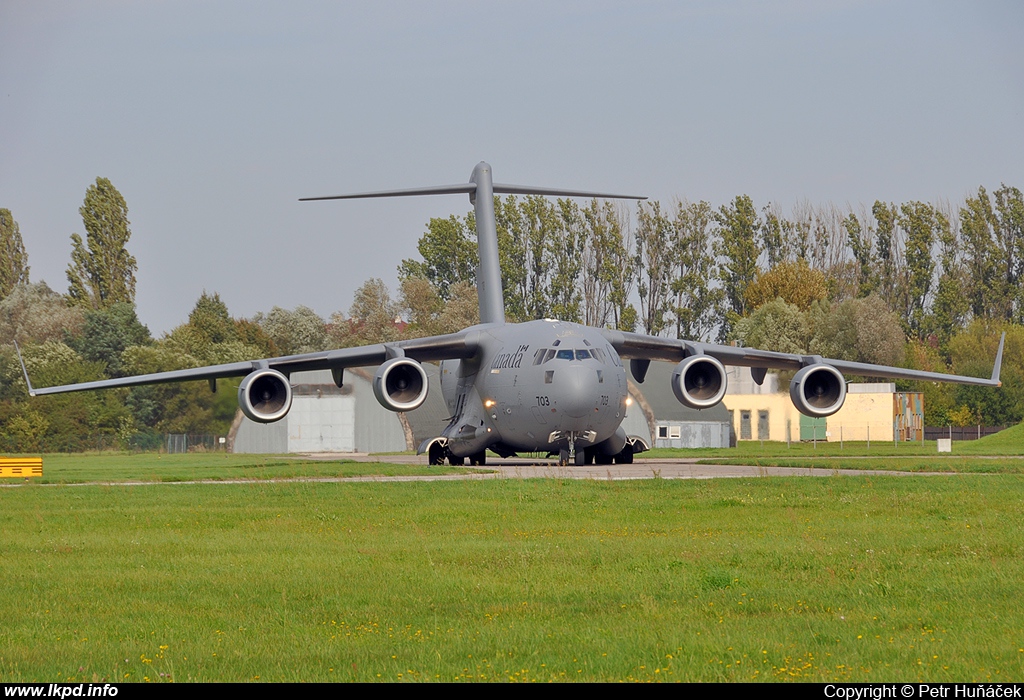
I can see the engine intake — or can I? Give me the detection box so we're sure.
[373,358,429,412]
[238,368,293,423]
[790,364,847,417]
[671,355,728,409]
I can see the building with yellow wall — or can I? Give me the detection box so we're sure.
[721,368,920,443]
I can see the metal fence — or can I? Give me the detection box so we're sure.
[164,434,224,454]
[923,426,1007,441]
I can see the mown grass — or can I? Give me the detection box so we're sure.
[694,457,1024,474]
[680,423,1024,474]
[1,452,476,484]
[2,475,1023,682]
[644,421,1024,460]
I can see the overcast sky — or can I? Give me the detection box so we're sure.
[2,0,1022,335]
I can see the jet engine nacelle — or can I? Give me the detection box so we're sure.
[789,364,847,418]
[238,368,293,423]
[671,355,728,409]
[373,357,429,412]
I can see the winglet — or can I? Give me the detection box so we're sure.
[12,341,36,397]
[992,332,1005,386]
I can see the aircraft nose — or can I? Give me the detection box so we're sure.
[559,364,597,418]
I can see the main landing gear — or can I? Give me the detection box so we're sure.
[558,446,633,466]
[429,442,486,467]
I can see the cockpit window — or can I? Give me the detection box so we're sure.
[533,349,547,366]
[556,349,575,361]
[591,348,606,364]
[607,345,622,367]
[575,349,592,361]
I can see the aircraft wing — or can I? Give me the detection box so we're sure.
[600,329,1004,388]
[17,330,481,397]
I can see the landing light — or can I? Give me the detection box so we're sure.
[484,399,496,408]
[625,397,634,406]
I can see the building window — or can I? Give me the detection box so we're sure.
[658,426,668,439]
[669,425,681,439]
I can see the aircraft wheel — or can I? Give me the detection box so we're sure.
[449,455,465,466]
[595,452,613,465]
[614,448,634,465]
[558,449,569,466]
[574,449,586,466]
[469,451,486,466]
[428,443,445,466]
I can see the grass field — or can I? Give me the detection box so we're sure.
[1,453,477,484]
[675,422,1024,474]
[645,421,1024,460]
[2,467,1024,682]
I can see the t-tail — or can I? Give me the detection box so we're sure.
[301,162,646,325]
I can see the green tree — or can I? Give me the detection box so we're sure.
[70,302,151,377]
[0,282,85,346]
[496,195,562,321]
[437,281,480,335]
[993,185,1024,322]
[329,279,399,347]
[189,291,237,345]
[253,305,328,355]
[0,208,30,299]
[234,318,278,357]
[903,338,957,426]
[547,200,583,322]
[121,343,234,435]
[744,258,828,312]
[899,201,938,339]
[872,201,900,307]
[398,214,477,301]
[399,276,479,339]
[731,297,808,354]
[928,209,969,353]
[715,195,761,337]
[66,177,137,309]
[670,200,721,341]
[579,200,635,331]
[960,187,1000,320]
[809,295,905,367]
[399,276,444,338]
[843,211,876,297]
[635,201,674,336]
[0,341,128,451]
[949,321,1023,426]
[119,295,255,436]
[759,204,788,269]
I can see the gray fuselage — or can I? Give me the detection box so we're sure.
[438,319,630,457]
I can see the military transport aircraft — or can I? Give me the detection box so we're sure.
[18,162,1004,466]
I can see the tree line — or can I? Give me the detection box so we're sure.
[1,178,1021,451]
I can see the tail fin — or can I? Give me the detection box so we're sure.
[301,162,646,325]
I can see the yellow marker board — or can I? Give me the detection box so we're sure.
[0,457,43,477]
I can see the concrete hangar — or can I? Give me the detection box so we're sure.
[229,362,733,454]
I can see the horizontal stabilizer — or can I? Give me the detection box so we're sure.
[300,183,476,201]
[492,183,646,201]
[301,183,646,203]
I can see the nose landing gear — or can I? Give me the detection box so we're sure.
[557,447,589,466]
